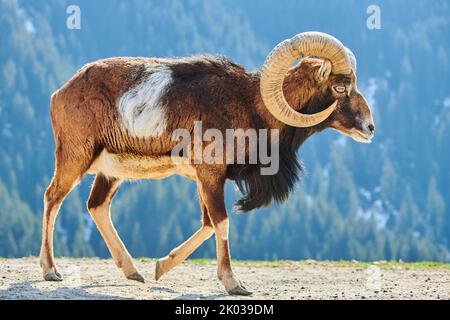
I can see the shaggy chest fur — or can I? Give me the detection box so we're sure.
[88,150,197,180]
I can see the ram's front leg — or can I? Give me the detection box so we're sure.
[155,197,214,280]
[198,171,252,296]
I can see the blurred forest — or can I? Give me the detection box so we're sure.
[0,0,449,261]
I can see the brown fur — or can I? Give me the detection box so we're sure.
[40,55,374,294]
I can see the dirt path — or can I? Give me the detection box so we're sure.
[1,258,449,300]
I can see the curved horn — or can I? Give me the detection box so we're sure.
[260,31,351,127]
[346,47,357,72]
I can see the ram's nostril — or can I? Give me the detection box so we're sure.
[368,124,375,133]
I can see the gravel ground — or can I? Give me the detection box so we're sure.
[0,257,449,300]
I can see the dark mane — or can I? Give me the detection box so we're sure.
[229,88,333,212]
[229,126,315,212]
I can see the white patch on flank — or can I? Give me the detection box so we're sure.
[117,66,172,138]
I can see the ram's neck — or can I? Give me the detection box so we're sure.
[252,69,320,145]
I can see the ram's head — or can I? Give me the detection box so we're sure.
[260,32,375,143]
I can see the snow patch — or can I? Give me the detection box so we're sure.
[443,97,450,109]
[24,19,35,33]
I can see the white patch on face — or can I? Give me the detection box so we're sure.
[332,112,375,144]
[332,127,372,144]
[117,66,172,138]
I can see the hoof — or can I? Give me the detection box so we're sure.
[44,271,63,282]
[227,284,252,296]
[155,260,164,281]
[127,272,145,283]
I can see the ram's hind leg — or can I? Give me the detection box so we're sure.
[40,153,89,281]
[87,174,144,283]
[155,190,214,280]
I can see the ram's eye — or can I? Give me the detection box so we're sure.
[334,86,346,94]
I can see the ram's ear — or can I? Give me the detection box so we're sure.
[312,59,332,83]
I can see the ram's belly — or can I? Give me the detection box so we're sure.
[88,150,196,180]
